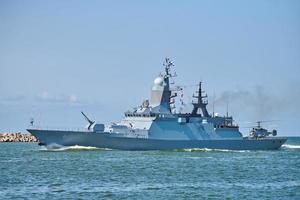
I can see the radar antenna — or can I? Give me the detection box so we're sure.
[163,58,174,76]
[163,58,177,82]
[81,111,95,130]
[192,82,210,117]
[162,57,177,113]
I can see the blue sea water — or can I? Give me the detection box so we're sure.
[0,138,300,200]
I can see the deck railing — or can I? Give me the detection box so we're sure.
[27,126,91,132]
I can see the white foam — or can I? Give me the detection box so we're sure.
[58,145,99,151]
[282,144,300,149]
[180,148,249,153]
[39,144,111,151]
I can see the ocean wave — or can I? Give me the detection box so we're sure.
[39,144,111,151]
[175,148,249,153]
[282,144,300,149]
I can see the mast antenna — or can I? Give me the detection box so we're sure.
[212,91,215,117]
[226,101,229,118]
[163,57,176,78]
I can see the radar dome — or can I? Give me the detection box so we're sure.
[154,77,164,86]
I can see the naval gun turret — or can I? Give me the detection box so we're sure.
[81,111,95,130]
[81,111,104,133]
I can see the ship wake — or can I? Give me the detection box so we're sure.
[39,144,111,151]
[175,148,250,153]
[281,144,300,150]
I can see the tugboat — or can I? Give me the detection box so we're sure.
[27,58,287,150]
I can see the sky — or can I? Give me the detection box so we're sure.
[0,0,299,136]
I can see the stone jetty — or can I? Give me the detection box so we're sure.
[0,133,38,142]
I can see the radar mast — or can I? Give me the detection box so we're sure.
[163,58,176,89]
[192,82,210,117]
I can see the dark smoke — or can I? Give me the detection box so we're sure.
[209,85,300,120]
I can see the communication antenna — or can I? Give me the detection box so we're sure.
[212,91,215,117]
[226,100,229,118]
[163,57,177,79]
[178,87,185,113]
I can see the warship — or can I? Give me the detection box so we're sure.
[27,58,286,150]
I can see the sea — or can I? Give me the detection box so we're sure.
[0,137,299,200]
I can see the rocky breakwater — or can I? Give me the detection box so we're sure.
[0,133,38,142]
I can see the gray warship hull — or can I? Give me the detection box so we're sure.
[27,129,287,150]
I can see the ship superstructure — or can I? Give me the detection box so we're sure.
[27,58,286,150]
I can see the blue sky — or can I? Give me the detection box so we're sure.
[0,0,299,135]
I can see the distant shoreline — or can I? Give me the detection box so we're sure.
[0,133,38,142]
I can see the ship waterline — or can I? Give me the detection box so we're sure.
[27,129,286,150]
